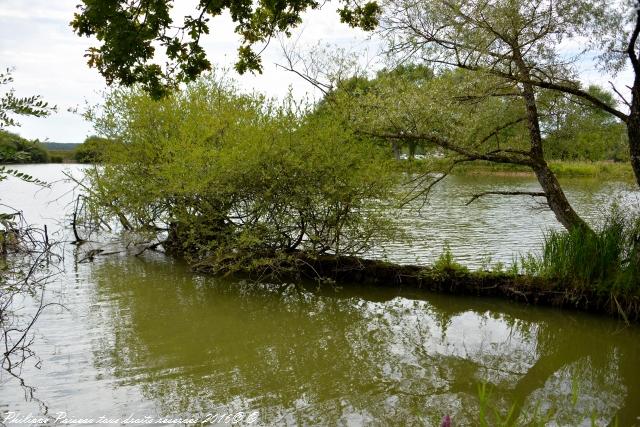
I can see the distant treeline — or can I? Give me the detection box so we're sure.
[0,130,50,163]
[0,131,109,164]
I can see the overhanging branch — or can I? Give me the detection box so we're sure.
[465,191,547,206]
[361,130,533,165]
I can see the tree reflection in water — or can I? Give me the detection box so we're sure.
[88,256,640,426]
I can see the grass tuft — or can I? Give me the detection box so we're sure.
[527,206,640,294]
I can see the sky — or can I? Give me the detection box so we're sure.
[0,0,633,144]
[0,0,375,143]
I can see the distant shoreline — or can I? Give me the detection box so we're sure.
[400,159,636,181]
[3,159,637,181]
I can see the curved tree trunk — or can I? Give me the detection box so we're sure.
[530,160,589,230]
[628,75,640,188]
[518,73,590,231]
[627,6,640,188]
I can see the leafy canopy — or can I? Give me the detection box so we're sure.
[74,135,113,163]
[0,130,50,164]
[325,67,530,159]
[540,86,628,161]
[71,0,381,98]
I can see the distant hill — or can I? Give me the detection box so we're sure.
[42,142,78,151]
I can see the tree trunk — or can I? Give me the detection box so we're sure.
[391,140,401,160]
[516,59,589,231]
[408,140,417,160]
[531,160,589,230]
[628,74,640,188]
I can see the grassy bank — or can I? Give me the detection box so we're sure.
[402,159,635,180]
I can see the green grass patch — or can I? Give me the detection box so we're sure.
[398,159,635,181]
[548,161,634,179]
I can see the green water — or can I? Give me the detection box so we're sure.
[1,164,639,426]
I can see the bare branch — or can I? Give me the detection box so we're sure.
[465,191,547,206]
[399,157,473,207]
[361,130,533,165]
[609,81,632,108]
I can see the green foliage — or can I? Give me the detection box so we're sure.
[74,135,112,163]
[324,63,626,165]
[83,73,400,270]
[316,64,437,158]
[71,0,381,98]
[0,165,48,186]
[540,86,628,161]
[432,244,468,273]
[526,207,640,294]
[48,150,75,163]
[548,161,633,179]
[322,67,530,161]
[0,68,54,127]
[0,130,49,163]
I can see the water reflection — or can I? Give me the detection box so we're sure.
[89,256,640,425]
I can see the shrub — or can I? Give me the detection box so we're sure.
[82,74,400,271]
[433,244,468,273]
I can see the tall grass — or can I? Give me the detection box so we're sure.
[531,207,640,294]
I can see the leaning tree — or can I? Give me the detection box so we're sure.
[379,0,640,188]
[370,0,613,229]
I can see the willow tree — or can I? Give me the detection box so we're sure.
[367,0,630,229]
[379,0,640,188]
[81,75,400,270]
[71,0,640,187]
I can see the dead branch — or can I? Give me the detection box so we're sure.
[465,191,547,206]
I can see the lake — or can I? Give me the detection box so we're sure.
[1,164,639,426]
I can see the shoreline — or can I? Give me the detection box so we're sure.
[191,252,640,323]
[3,160,636,180]
[401,160,636,181]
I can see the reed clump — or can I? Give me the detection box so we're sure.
[528,207,640,295]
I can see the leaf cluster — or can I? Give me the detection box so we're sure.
[71,0,382,98]
[0,69,54,128]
